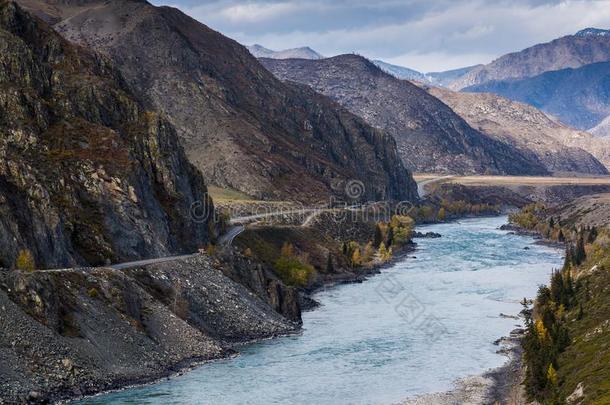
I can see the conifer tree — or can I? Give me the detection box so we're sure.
[326,252,334,273]
[373,224,383,248]
[386,226,394,247]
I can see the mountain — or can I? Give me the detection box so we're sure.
[451,28,610,90]
[589,115,610,138]
[0,1,216,269]
[260,54,550,175]
[18,0,416,203]
[247,44,324,60]
[465,61,610,130]
[426,65,481,87]
[424,87,610,174]
[372,60,427,82]
[372,60,479,87]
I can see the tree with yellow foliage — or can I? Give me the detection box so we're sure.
[15,249,35,272]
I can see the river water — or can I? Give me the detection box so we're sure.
[78,216,562,405]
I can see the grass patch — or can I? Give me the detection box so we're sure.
[208,186,254,201]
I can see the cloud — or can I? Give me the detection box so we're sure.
[218,3,300,23]
[153,0,610,72]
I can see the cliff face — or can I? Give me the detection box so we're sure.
[18,0,417,203]
[0,1,216,269]
[261,55,549,176]
[426,87,609,174]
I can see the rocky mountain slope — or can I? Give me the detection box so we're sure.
[450,28,610,90]
[465,61,610,130]
[17,0,415,203]
[425,87,610,174]
[372,60,480,87]
[260,54,549,175]
[0,1,216,269]
[426,65,481,87]
[0,255,298,403]
[247,44,324,60]
[372,60,427,82]
[589,115,610,138]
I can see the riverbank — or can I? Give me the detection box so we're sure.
[402,324,528,404]
[76,216,562,404]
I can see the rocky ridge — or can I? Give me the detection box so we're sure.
[450,28,610,90]
[425,86,610,174]
[17,0,416,203]
[465,61,610,130]
[247,44,324,60]
[0,1,216,269]
[260,54,550,175]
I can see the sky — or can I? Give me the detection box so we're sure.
[152,0,610,72]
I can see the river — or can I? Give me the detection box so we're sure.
[77,216,563,404]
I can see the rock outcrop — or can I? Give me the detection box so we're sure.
[0,1,216,269]
[18,0,417,203]
[425,86,609,174]
[261,55,549,175]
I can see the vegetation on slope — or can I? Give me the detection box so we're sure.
[511,205,610,404]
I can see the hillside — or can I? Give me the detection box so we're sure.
[372,60,427,82]
[451,28,610,90]
[589,115,610,138]
[425,87,610,174]
[247,44,324,60]
[0,1,216,269]
[260,54,550,175]
[465,61,610,130]
[17,0,416,203]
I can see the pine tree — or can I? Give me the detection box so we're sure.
[557,229,565,242]
[326,252,334,273]
[386,226,394,247]
[373,224,383,248]
[574,234,586,265]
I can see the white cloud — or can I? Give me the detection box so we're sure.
[218,3,300,23]
[155,0,610,72]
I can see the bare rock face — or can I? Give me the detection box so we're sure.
[425,87,609,174]
[261,55,549,176]
[450,28,610,90]
[18,0,417,203]
[0,1,216,269]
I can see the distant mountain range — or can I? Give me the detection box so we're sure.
[465,61,610,130]
[372,60,480,87]
[262,55,558,175]
[450,28,610,91]
[247,44,324,60]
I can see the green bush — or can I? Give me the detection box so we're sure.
[274,256,316,287]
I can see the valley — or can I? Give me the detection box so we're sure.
[1,0,610,404]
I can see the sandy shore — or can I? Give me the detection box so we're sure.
[402,330,528,405]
